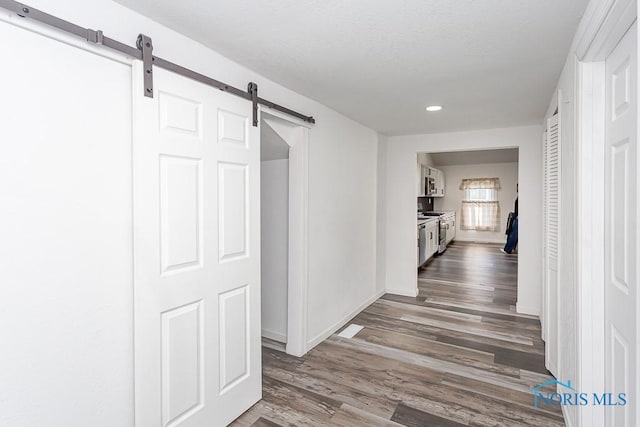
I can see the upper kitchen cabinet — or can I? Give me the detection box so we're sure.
[429,167,445,197]
[416,153,444,197]
[417,164,430,196]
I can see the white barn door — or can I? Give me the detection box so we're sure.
[133,63,261,426]
[604,22,637,427]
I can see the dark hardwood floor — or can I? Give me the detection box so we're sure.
[233,242,564,426]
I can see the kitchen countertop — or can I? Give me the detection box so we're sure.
[417,217,439,226]
[423,211,455,215]
[418,211,455,219]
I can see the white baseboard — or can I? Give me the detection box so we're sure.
[516,302,540,316]
[454,237,506,244]
[261,329,287,343]
[385,287,419,297]
[306,290,385,351]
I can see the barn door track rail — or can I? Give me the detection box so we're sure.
[0,0,316,126]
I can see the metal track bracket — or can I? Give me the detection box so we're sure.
[137,34,154,98]
[248,82,258,127]
[86,29,103,44]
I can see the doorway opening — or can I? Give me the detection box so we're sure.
[399,147,559,422]
[260,116,290,349]
[259,110,310,357]
[416,149,519,250]
[415,148,522,316]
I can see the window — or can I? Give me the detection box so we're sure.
[465,188,497,201]
[459,178,500,231]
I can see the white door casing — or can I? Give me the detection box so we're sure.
[575,3,637,426]
[133,63,261,427]
[261,112,310,357]
[604,22,637,427]
[544,113,560,376]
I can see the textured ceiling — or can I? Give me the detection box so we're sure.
[115,0,589,135]
[430,148,519,166]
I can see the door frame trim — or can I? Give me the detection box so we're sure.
[576,57,606,427]
[260,108,311,357]
[576,1,636,425]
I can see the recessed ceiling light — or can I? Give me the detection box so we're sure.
[426,105,443,112]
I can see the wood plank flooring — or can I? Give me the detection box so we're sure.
[232,242,564,426]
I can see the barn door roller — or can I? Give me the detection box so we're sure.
[248,82,259,127]
[0,0,315,126]
[137,34,154,98]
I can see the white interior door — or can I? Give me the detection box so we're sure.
[0,19,134,427]
[604,21,637,427]
[544,113,560,376]
[133,63,261,427]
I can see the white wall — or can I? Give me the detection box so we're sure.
[0,0,379,423]
[433,162,519,244]
[383,125,543,315]
[306,116,379,345]
[260,159,289,342]
[0,21,133,427]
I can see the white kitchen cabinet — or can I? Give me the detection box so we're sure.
[450,214,456,241]
[426,220,439,256]
[417,164,430,196]
[444,212,456,244]
[435,168,445,197]
[428,167,445,197]
[418,218,440,267]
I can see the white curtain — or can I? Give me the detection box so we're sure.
[460,201,500,231]
[459,177,501,231]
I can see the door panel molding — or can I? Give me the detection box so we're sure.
[133,62,261,427]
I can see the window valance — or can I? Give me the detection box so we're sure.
[459,177,501,190]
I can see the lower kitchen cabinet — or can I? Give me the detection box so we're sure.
[426,221,439,257]
[447,212,456,243]
[419,219,439,267]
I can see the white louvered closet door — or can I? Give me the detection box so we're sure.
[544,113,560,376]
[540,128,549,342]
